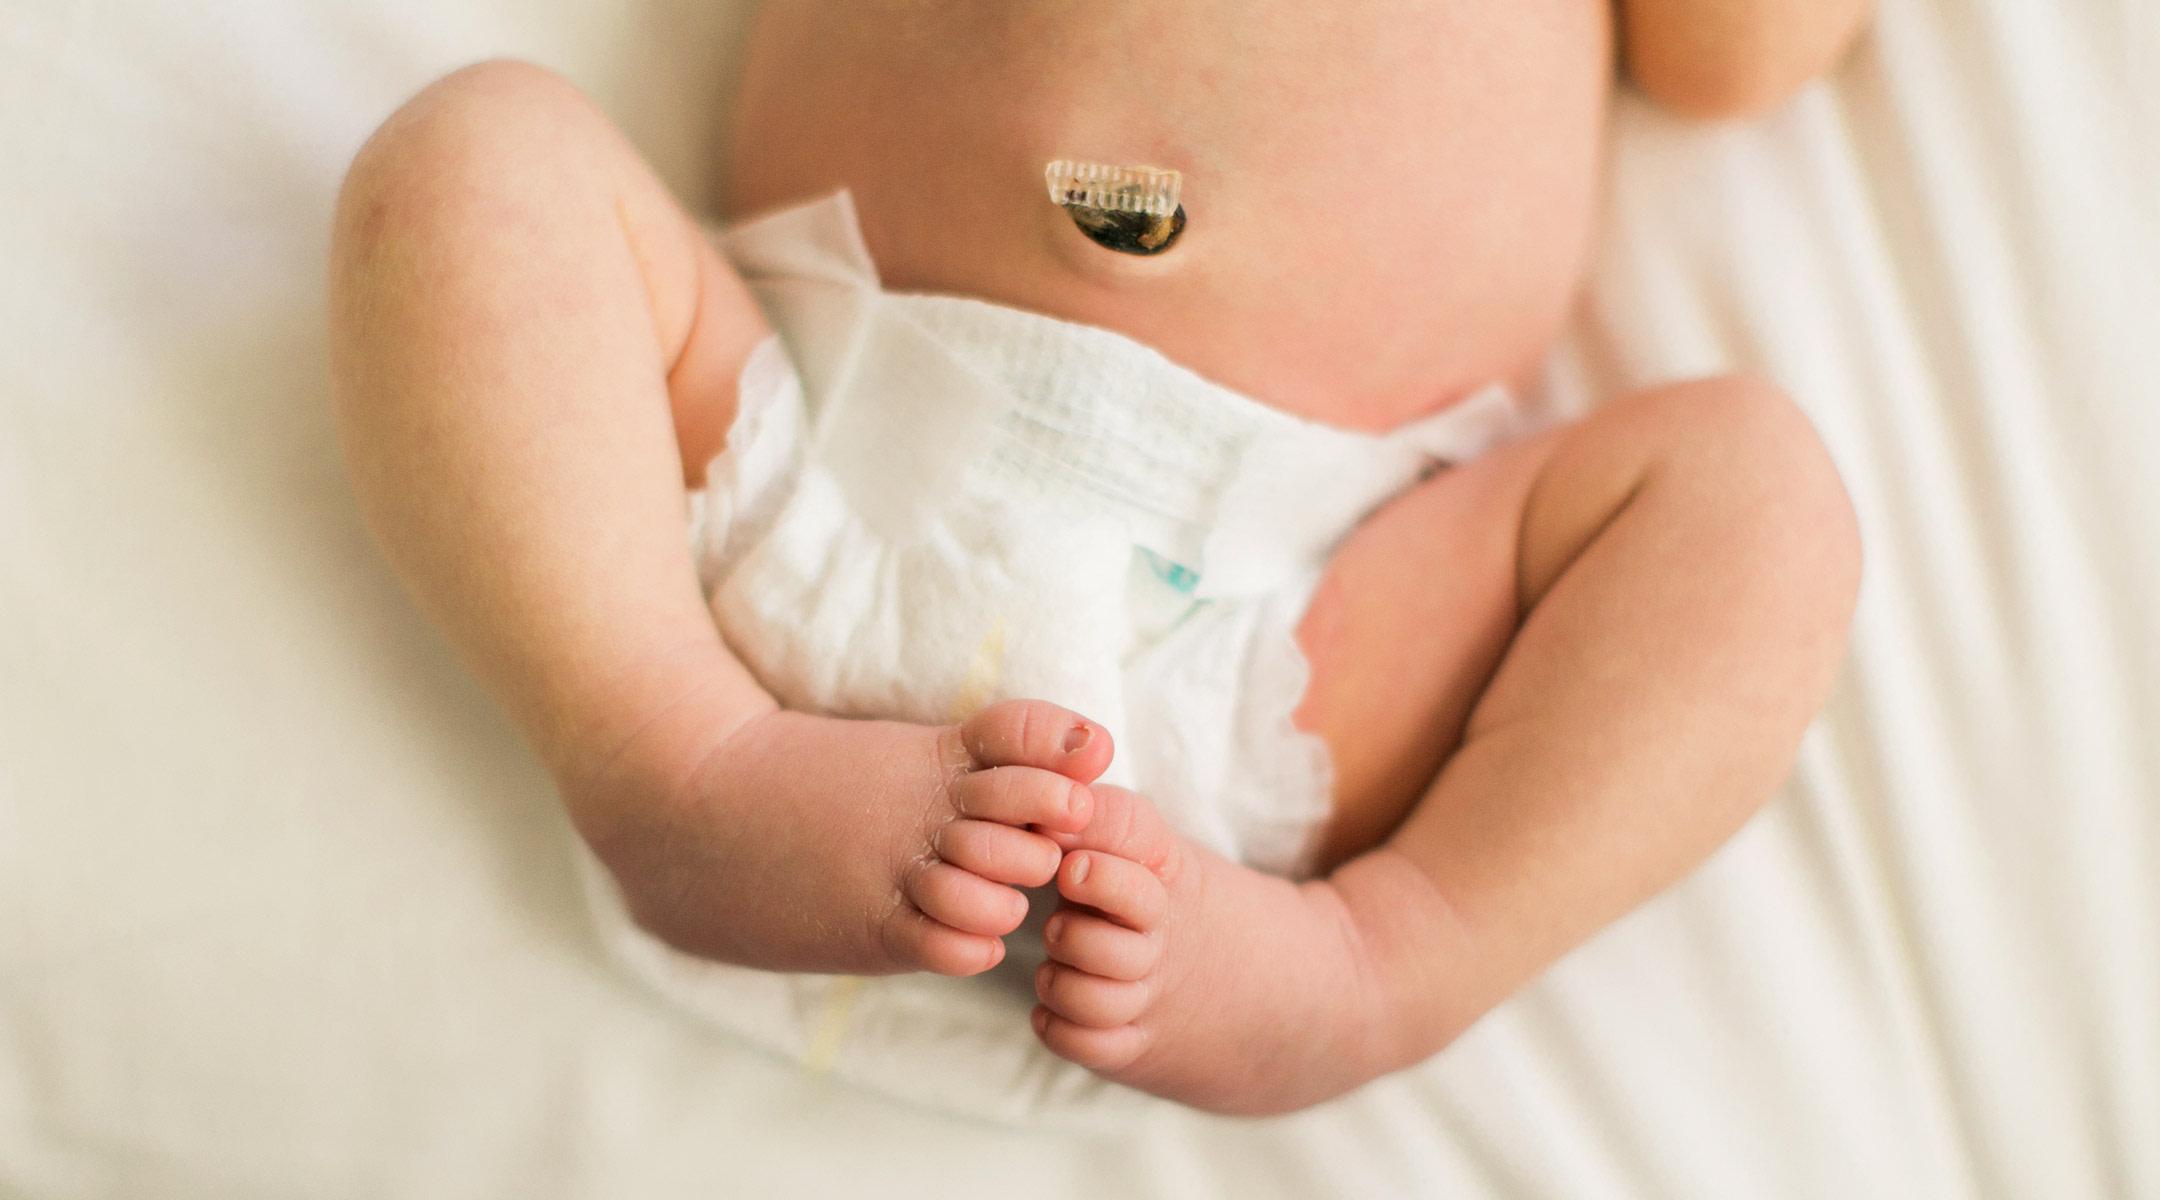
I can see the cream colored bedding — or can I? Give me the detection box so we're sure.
[2,0,2155,1194]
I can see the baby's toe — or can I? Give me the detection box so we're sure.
[935,818,1062,887]
[1041,786,1182,881]
[950,765,1092,834]
[1043,910,1157,981]
[1033,1007,1149,1073]
[906,862,1030,937]
[958,699,1113,782]
[882,908,1005,978]
[1035,961,1151,1027]
[1057,850,1168,933]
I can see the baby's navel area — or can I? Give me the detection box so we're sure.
[727,0,1612,430]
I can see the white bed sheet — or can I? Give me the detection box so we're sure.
[3,0,2156,1195]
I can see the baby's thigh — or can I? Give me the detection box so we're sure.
[1293,428,1563,871]
[1296,373,1852,871]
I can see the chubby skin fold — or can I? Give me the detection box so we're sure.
[330,0,1868,1116]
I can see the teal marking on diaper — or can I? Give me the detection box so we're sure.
[1139,547,1201,594]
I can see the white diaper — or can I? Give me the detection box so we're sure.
[577,191,1521,1127]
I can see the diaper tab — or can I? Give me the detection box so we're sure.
[722,192,1014,542]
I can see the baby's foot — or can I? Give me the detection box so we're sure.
[586,698,1114,979]
[1031,787,1383,1115]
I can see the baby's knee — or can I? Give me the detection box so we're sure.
[335,61,607,247]
[1623,372,1806,449]
[368,59,593,164]
[1636,374,1862,611]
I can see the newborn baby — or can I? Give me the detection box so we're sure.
[330,0,1867,1115]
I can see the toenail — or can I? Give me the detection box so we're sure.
[1062,723,1093,754]
[1045,914,1067,943]
[1066,783,1089,818]
[1070,853,1091,884]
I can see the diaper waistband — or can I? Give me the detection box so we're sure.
[719,191,1517,598]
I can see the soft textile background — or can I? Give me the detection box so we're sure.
[3,0,2156,1195]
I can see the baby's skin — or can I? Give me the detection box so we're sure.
[330,0,1870,1114]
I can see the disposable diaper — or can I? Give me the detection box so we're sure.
[576,191,1521,1126]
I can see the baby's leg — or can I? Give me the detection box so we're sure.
[1034,376,1860,1112]
[330,60,769,792]
[330,63,1109,978]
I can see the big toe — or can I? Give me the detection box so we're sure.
[1046,785,1180,876]
[959,699,1113,782]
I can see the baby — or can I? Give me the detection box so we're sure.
[329,0,1867,1115]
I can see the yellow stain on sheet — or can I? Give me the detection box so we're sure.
[802,975,869,1073]
[945,622,1007,723]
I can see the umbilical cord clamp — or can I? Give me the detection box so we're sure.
[1045,160,1186,255]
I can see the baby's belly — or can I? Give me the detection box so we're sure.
[726,0,1611,430]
